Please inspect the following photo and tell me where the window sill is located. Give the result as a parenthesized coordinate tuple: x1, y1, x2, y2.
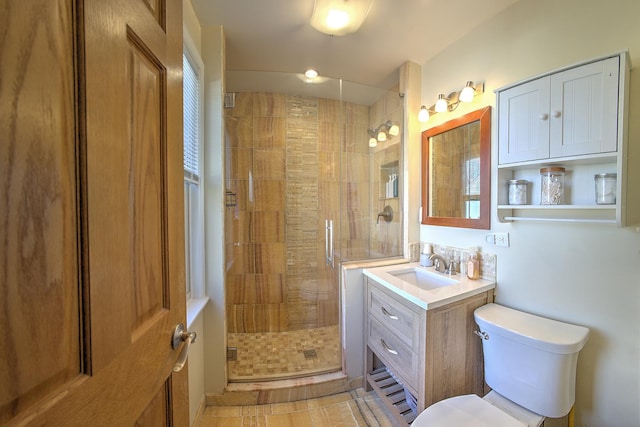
(187, 297, 209, 328)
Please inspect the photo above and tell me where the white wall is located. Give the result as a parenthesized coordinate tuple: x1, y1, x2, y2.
(418, 0, 640, 426)
(200, 23, 227, 397)
(183, 1, 207, 424)
(183, 0, 230, 420)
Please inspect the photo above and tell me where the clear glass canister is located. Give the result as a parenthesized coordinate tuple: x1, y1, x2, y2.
(508, 179, 528, 205)
(594, 173, 616, 205)
(540, 167, 565, 205)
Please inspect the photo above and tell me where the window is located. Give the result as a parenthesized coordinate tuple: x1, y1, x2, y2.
(183, 43, 204, 301)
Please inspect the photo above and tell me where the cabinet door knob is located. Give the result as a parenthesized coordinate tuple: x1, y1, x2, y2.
(539, 113, 549, 120)
(552, 110, 562, 118)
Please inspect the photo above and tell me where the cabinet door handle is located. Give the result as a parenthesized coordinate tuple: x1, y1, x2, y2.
(552, 110, 562, 118)
(380, 338, 398, 355)
(381, 306, 399, 320)
(539, 113, 549, 120)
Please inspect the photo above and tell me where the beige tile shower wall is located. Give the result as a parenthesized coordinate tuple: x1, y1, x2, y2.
(341, 102, 371, 261)
(225, 92, 288, 333)
(370, 85, 403, 258)
(225, 92, 352, 333)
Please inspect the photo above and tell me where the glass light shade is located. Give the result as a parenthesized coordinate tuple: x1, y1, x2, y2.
(369, 137, 377, 147)
(459, 82, 475, 102)
(305, 69, 319, 80)
(388, 124, 400, 136)
(310, 0, 372, 36)
(435, 94, 448, 113)
(326, 9, 349, 29)
(377, 130, 387, 142)
(418, 106, 430, 122)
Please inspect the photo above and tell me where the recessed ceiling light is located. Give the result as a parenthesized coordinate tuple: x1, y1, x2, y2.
(305, 69, 319, 80)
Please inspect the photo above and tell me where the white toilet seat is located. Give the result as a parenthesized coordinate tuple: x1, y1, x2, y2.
(411, 394, 527, 427)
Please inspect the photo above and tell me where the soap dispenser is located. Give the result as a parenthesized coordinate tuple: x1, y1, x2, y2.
(467, 247, 480, 280)
(420, 244, 434, 267)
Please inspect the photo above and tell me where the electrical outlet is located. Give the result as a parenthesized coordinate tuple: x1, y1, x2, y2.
(494, 232, 510, 247)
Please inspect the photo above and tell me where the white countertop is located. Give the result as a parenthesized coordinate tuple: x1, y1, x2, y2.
(363, 262, 496, 310)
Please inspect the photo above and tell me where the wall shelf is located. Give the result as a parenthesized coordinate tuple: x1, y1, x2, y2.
(495, 52, 631, 226)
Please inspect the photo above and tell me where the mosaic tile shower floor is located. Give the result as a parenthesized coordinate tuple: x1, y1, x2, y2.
(228, 326, 342, 381)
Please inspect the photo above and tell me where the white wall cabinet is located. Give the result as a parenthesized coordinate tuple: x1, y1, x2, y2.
(496, 52, 631, 225)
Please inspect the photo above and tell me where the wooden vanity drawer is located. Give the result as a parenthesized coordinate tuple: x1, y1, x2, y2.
(367, 279, 420, 350)
(368, 316, 418, 392)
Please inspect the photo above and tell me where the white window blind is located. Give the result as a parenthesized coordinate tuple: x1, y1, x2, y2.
(183, 52, 199, 180)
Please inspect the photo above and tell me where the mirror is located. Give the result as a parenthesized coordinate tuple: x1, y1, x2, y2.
(421, 106, 491, 229)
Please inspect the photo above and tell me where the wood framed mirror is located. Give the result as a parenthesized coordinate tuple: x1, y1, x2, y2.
(421, 106, 491, 229)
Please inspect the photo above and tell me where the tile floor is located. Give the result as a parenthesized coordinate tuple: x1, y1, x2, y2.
(228, 326, 342, 381)
(194, 388, 397, 427)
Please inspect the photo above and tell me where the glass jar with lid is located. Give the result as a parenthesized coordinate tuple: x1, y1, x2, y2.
(594, 173, 616, 205)
(540, 167, 565, 205)
(508, 179, 528, 205)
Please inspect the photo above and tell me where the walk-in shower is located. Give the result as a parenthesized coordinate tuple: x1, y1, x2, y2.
(223, 71, 403, 382)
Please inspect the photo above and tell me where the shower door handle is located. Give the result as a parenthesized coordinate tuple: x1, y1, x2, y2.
(325, 219, 334, 270)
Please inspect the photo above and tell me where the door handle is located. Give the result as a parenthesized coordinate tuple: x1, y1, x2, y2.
(172, 323, 197, 372)
(325, 219, 334, 269)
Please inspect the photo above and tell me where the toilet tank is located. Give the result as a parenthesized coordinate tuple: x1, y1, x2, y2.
(474, 303, 589, 418)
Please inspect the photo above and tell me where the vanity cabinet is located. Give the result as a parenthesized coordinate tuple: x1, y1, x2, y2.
(496, 52, 632, 225)
(364, 277, 493, 425)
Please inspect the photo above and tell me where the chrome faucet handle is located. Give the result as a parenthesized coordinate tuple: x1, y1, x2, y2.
(445, 260, 458, 276)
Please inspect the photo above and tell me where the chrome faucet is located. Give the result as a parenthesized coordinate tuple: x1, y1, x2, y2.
(428, 254, 457, 275)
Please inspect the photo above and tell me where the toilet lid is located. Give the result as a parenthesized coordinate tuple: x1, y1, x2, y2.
(412, 395, 527, 427)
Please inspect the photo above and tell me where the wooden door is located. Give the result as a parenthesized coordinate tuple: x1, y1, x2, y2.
(497, 76, 551, 164)
(549, 56, 620, 158)
(1, 0, 187, 425)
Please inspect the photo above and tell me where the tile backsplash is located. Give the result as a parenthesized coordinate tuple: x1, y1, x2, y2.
(414, 242, 497, 282)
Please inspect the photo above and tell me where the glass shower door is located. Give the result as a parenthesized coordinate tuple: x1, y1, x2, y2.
(222, 72, 403, 382)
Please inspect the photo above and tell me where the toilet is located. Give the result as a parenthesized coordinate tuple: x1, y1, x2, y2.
(412, 303, 589, 427)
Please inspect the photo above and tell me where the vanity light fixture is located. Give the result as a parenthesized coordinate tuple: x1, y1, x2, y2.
(418, 105, 430, 122)
(418, 81, 485, 122)
(368, 120, 400, 148)
(459, 81, 479, 103)
(310, 0, 373, 36)
(434, 94, 449, 113)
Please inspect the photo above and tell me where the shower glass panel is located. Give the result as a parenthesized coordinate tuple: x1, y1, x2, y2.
(223, 71, 403, 382)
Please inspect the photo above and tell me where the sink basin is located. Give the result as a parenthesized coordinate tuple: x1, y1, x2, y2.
(387, 267, 458, 290)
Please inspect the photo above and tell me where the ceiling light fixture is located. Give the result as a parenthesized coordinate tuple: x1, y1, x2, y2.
(305, 69, 319, 80)
(418, 81, 485, 123)
(310, 0, 373, 36)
